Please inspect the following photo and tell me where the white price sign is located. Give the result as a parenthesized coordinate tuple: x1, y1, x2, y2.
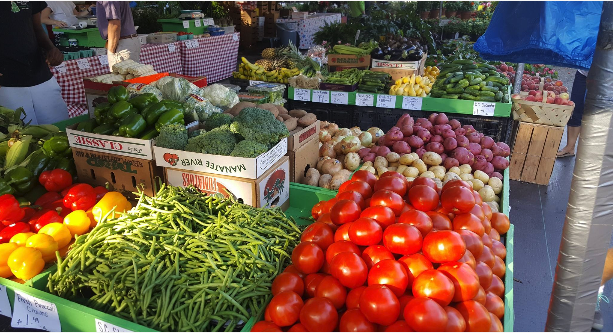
(376, 94, 396, 108)
(11, 291, 61, 332)
(182, 20, 190, 29)
(0, 286, 12, 318)
(167, 44, 176, 52)
(95, 319, 132, 332)
(249, 80, 265, 86)
(356, 93, 374, 107)
(98, 55, 108, 66)
(194, 19, 201, 27)
(473, 101, 496, 117)
(232, 33, 239, 41)
(294, 88, 311, 102)
(312, 90, 329, 103)
(54, 63, 67, 74)
(185, 40, 199, 49)
(402, 96, 423, 110)
(330, 91, 348, 105)
(76, 58, 91, 70)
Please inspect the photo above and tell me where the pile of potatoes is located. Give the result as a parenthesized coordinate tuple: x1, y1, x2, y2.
(224, 103, 317, 131)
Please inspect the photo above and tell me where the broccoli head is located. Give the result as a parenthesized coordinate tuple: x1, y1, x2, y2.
(184, 126, 236, 156)
(188, 129, 206, 138)
(230, 140, 268, 158)
(156, 123, 188, 150)
(229, 107, 289, 146)
(204, 112, 233, 131)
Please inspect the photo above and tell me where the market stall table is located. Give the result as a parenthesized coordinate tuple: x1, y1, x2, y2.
(277, 13, 341, 49)
(179, 32, 240, 82)
(140, 41, 183, 74)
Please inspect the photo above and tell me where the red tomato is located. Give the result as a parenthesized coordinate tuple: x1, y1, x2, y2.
(473, 190, 483, 205)
(339, 308, 377, 332)
(264, 306, 272, 321)
(412, 270, 455, 306)
(413, 177, 439, 190)
(397, 209, 433, 236)
(330, 252, 368, 289)
(337, 190, 366, 209)
(398, 202, 413, 215)
(352, 170, 378, 188)
(343, 181, 373, 199)
(489, 228, 501, 242)
(422, 230, 466, 263)
(287, 323, 308, 332)
(292, 242, 325, 274)
(444, 306, 467, 332)
(314, 276, 347, 309)
(338, 180, 352, 194)
(346, 286, 367, 309)
(362, 245, 395, 269)
(427, 211, 452, 231)
(482, 233, 493, 249)
(284, 265, 306, 279)
(398, 253, 433, 286)
(383, 224, 423, 255)
(360, 206, 396, 229)
(367, 259, 409, 296)
(407, 185, 439, 212)
(304, 273, 325, 298)
(458, 250, 477, 270)
(453, 213, 485, 237)
(459, 230, 484, 257)
(490, 213, 510, 235)
(301, 222, 334, 250)
(398, 295, 414, 320)
(326, 240, 361, 264)
(299, 297, 338, 332)
(272, 272, 305, 296)
(370, 190, 404, 215)
(374, 176, 407, 196)
(250, 321, 282, 332)
(441, 179, 471, 193)
(384, 320, 413, 332)
(475, 261, 493, 289)
(403, 297, 448, 332)
(489, 312, 504, 332)
(492, 256, 505, 278)
(474, 286, 487, 304)
(359, 285, 400, 326)
(380, 171, 405, 180)
(334, 223, 352, 242)
(330, 200, 361, 225)
(486, 275, 505, 298)
(455, 300, 492, 332)
(485, 292, 505, 319)
(438, 262, 480, 302)
(470, 204, 485, 221)
(491, 240, 506, 259)
(349, 218, 383, 246)
(317, 213, 337, 232)
(482, 203, 493, 220)
(482, 217, 492, 234)
(441, 186, 476, 214)
(476, 246, 495, 268)
(319, 260, 331, 274)
(268, 291, 304, 327)
(312, 201, 326, 220)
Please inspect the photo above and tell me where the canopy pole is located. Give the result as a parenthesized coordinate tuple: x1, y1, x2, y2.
(546, 2, 613, 331)
(513, 63, 525, 94)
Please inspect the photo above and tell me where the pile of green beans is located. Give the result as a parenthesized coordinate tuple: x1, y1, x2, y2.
(47, 185, 302, 332)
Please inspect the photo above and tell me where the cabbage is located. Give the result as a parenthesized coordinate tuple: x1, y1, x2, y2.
(200, 84, 239, 110)
(153, 77, 201, 102)
(183, 94, 222, 122)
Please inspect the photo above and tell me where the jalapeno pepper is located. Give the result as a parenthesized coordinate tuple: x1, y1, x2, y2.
(42, 135, 71, 157)
(109, 100, 135, 119)
(76, 118, 97, 133)
(119, 113, 147, 137)
(155, 108, 184, 132)
(92, 124, 116, 135)
(129, 93, 158, 112)
(143, 102, 169, 125)
(107, 85, 129, 104)
(4, 167, 35, 195)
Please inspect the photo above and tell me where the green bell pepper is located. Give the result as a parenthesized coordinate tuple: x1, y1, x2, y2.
(0, 179, 15, 196)
(161, 100, 185, 112)
(129, 93, 158, 112)
(107, 85, 129, 104)
(109, 100, 135, 119)
(92, 124, 116, 135)
(139, 128, 159, 140)
(119, 114, 147, 137)
(25, 150, 52, 178)
(53, 157, 76, 176)
(94, 103, 111, 124)
(4, 166, 35, 195)
(112, 130, 121, 136)
(42, 135, 71, 157)
(77, 118, 97, 132)
(143, 102, 169, 125)
(155, 108, 184, 132)
(114, 110, 137, 127)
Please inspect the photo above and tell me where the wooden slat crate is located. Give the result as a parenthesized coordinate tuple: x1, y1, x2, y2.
(511, 78, 574, 127)
(509, 122, 564, 185)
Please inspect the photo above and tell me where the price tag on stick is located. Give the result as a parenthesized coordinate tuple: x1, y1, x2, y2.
(11, 291, 61, 332)
(402, 96, 423, 110)
(330, 91, 348, 105)
(95, 319, 132, 332)
(376, 94, 396, 108)
(355, 93, 374, 107)
(312, 90, 329, 103)
(473, 101, 495, 117)
(293, 89, 311, 101)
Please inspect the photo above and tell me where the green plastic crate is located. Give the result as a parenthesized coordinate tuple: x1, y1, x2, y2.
(54, 28, 106, 47)
(53, 114, 88, 131)
(158, 18, 207, 35)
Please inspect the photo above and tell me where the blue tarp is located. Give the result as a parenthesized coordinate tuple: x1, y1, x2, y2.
(474, 1, 603, 70)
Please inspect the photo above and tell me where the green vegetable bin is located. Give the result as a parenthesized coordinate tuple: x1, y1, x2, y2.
(158, 18, 207, 35)
(54, 28, 106, 48)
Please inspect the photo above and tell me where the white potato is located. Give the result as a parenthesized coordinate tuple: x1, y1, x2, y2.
(386, 152, 400, 163)
(422, 152, 442, 166)
(403, 167, 420, 178)
(469, 179, 485, 191)
(421, 171, 436, 179)
(449, 166, 462, 175)
(374, 156, 389, 170)
(479, 185, 496, 202)
(443, 172, 461, 184)
(460, 173, 474, 181)
(413, 159, 427, 174)
(488, 177, 503, 194)
(429, 166, 446, 180)
(344, 152, 360, 171)
(399, 153, 416, 166)
(473, 170, 490, 184)
(459, 164, 472, 175)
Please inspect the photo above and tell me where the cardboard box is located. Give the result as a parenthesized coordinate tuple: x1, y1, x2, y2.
(165, 156, 290, 209)
(509, 122, 563, 185)
(370, 53, 427, 80)
(66, 124, 156, 160)
(72, 148, 162, 199)
(292, 12, 308, 19)
(288, 136, 319, 183)
(328, 54, 371, 71)
(146, 32, 177, 44)
(153, 138, 287, 179)
(288, 120, 320, 151)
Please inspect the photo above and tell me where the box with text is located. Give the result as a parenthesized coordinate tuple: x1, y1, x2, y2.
(66, 124, 155, 160)
(288, 120, 320, 151)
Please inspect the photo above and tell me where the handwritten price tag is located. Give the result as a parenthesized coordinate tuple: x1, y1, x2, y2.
(312, 90, 330, 103)
(376, 94, 396, 108)
(330, 91, 348, 105)
(473, 101, 496, 117)
(232, 33, 239, 41)
(182, 20, 190, 29)
(11, 291, 61, 332)
(167, 44, 176, 52)
(249, 80, 265, 86)
(402, 96, 423, 110)
(76, 58, 91, 70)
(185, 40, 199, 49)
(54, 63, 67, 74)
(98, 55, 108, 66)
(194, 19, 201, 27)
(356, 93, 374, 107)
(0, 286, 11, 318)
(95, 319, 132, 332)
(294, 89, 311, 102)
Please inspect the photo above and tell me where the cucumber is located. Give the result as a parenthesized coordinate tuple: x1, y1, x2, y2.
(461, 93, 478, 100)
(479, 91, 496, 97)
(469, 78, 483, 85)
(495, 91, 503, 101)
(450, 74, 464, 83)
(465, 88, 481, 96)
(446, 87, 465, 94)
(431, 89, 445, 98)
(481, 86, 500, 92)
(477, 96, 496, 102)
(452, 59, 476, 65)
(463, 64, 478, 70)
(456, 79, 470, 89)
(441, 94, 460, 99)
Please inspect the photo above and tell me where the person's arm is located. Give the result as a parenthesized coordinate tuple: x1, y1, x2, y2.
(106, 19, 121, 53)
(41, 7, 67, 28)
(32, 12, 63, 66)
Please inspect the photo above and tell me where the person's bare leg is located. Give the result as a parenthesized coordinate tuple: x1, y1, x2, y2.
(557, 126, 581, 156)
(601, 248, 613, 286)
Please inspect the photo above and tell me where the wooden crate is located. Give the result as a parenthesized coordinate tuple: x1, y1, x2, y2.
(509, 122, 564, 185)
(511, 79, 574, 127)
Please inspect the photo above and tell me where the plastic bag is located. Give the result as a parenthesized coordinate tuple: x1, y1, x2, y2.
(125, 83, 163, 101)
(199, 84, 239, 110)
(183, 94, 222, 122)
(153, 77, 201, 101)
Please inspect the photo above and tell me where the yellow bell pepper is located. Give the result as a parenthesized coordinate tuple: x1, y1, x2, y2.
(26, 234, 58, 263)
(38, 223, 72, 249)
(91, 192, 131, 223)
(63, 210, 91, 236)
(10, 232, 34, 247)
(0, 243, 18, 278)
(8, 247, 45, 280)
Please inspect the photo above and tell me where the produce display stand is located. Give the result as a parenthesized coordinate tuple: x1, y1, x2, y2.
(53, 28, 106, 48)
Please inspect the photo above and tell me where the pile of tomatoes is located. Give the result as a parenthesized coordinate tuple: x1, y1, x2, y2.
(251, 170, 510, 332)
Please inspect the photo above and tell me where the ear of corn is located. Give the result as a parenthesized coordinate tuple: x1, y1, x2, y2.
(4, 135, 32, 170)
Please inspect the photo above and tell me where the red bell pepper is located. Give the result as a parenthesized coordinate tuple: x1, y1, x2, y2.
(20, 207, 38, 223)
(29, 210, 62, 233)
(0, 222, 31, 243)
(39, 169, 73, 192)
(60, 183, 77, 197)
(35, 191, 62, 207)
(93, 186, 109, 201)
(63, 183, 97, 211)
(0, 194, 25, 225)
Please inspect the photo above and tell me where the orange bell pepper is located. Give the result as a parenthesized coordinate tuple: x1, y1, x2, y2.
(9, 232, 34, 247)
(38, 222, 71, 248)
(85, 209, 97, 228)
(91, 192, 131, 223)
(25, 234, 58, 263)
(63, 210, 91, 236)
(0, 243, 18, 278)
(8, 247, 45, 280)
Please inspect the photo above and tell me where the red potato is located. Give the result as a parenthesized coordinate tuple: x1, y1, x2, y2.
(454, 127, 466, 136)
(456, 135, 469, 148)
(491, 156, 509, 170)
(431, 135, 443, 143)
(428, 113, 439, 123)
(467, 132, 481, 144)
(480, 136, 495, 149)
(416, 129, 432, 143)
(426, 142, 445, 155)
(473, 155, 488, 171)
(484, 162, 495, 176)
(453, 147, 472, 165)
(444, 157, 460, 169)
(408, 135, 424, 149)
(444, 137, 458, 151)
(449, 119, 461, 130)
(396, 114, 414, 128)
(415, 148, 426, 159)
(496, 142, 510, 157)
(463, 125, 476, 134)
(442, 128, 456, 139)
(481, 148, 493, 162)
(393, 141, 411, 154)
(468, 143, 482, 155)
(400, 124, 414, 137)
(376, 146, 392, 157)
(387, 128, 404, 141)
(435, 113, 449, 125)
(363, 153, 376, 162)
(358, 148, 372, 158)
(491, 172, 503, 180)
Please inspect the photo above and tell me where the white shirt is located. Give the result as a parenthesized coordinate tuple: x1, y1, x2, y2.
(47, 1, 80, 27)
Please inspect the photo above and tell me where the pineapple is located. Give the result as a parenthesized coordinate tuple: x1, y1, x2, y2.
(284, 58, 297, 69)
(271, 58, 286, 70)
(255, 59, 272, 71)
(261, 48, 276, 59)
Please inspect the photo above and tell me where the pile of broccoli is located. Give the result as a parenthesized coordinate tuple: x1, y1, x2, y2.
(230, 140, 268, 158)
(185, 125, 237, 155)
(156, 123, 188, 150)
(230, 107, 289, 146)
(204, 113, 233, 131)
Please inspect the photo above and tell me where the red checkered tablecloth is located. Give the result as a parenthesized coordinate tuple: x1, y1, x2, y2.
(140, 42, 182, 74)
(180, 33, 240, 83)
